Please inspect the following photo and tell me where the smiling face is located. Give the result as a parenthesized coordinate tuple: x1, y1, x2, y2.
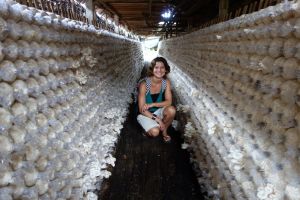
(148, 57, 170, 78)
(153, 61, 166, 79)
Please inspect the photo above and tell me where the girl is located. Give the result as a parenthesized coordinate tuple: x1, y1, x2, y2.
(137, 57, 176, 142)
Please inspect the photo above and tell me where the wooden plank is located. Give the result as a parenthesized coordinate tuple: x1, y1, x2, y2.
(75, 11, 79, 21)
(221, 14, 225, 22)
(47, 1, 54, 13)
(67, 6, 72, 19)
(56, 3, 60, 16)
(70, 8, 75, 20)
(43, 1, 49, 11)
(35, 0, 42, 9)
(258, 0, 265, 10)
(224, 14, 227, 21)
(31, 0, 37, 8)
(62, 4, 67, 18)
(242, 5, 248, 14)
(252, 1, 258, 12)
(248, 3, 254, 13)
(228, 12, 232, 19)
(221, 14, 224, 21)
(27, 0, 34, 7)
(63, 4, 67, 18)
(263, 0, 270, 8)
(237, 8, 241, 17)
(235, 8, 242, 17)
(67, 0, 73, 19)
(40, 0, 47, 11)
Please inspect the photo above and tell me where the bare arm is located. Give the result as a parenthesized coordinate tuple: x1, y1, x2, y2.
(138, 82, 154, 118)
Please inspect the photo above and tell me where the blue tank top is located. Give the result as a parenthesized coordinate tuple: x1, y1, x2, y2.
(145, 78, 166, 113)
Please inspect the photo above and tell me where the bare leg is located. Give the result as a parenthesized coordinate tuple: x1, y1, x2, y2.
(147, 127, 160, 137)
(161, 106, 176, 140)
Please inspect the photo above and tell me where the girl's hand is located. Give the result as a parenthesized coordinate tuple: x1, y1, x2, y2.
(142, 103, 154, 112)
(142, 104, 149, 112)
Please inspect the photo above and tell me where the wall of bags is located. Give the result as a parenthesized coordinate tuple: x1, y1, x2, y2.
(0, 1, 143, 199)
(159, 2, 300, 200)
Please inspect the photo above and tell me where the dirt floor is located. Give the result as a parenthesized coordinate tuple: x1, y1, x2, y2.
(99, 104, 205, 200)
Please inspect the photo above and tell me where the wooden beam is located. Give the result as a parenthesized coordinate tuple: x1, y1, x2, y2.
(100, 0, 164, 3)
(96, 1, 118, 17)
(109, 2, 167, 6)
(95, 1, 133, 29)
(122, 15, 161, 20)
(133, 25, 185, 30)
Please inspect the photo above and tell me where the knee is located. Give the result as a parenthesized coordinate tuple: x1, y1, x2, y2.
(148, 127, 160, 137)
(165, 106, 176, 117)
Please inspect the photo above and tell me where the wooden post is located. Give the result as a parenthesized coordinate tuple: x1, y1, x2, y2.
(219, 0, 229, 18)
(28, 0, 33, 7)
(263, 0, 270, 8)
(40, 0, 46, 10)
(258, 0, 265, 10)
(222, 13, 227, 21)
(242, 5, 248, 14)
(72, 7, 76, 20)
(31, 0, 37, 8)
(69, 6, 74, 20)
(66, 1, 72, 19)
(47, 2, 52, 12)
(83, 0, 94, 24)
(64, 3, 68, 18)
(228, 12, 232, 19)
(105, 14, 108, 30)
(248, 3, 254, 13)
(59, 3, 64, 17)
(252, 1, 258, 12)
(235, 8, 241, 17)
(36, 0, 42, 9)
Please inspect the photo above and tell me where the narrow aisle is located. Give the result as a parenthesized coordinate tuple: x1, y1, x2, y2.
(99, 104, 204, 200)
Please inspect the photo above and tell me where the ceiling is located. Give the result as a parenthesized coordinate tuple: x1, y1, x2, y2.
(93, 0, 257, 37)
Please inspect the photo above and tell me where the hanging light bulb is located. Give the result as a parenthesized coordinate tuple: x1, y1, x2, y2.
(161, 9, 171, 19)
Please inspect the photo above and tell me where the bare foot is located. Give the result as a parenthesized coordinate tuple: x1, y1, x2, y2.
(162, 131, 171, 143)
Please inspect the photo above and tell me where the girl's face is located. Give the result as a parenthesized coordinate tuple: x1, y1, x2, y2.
(153, 61, 166, 78)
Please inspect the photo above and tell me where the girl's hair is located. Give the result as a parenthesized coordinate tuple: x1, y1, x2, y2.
(147, 57, 170, 78)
